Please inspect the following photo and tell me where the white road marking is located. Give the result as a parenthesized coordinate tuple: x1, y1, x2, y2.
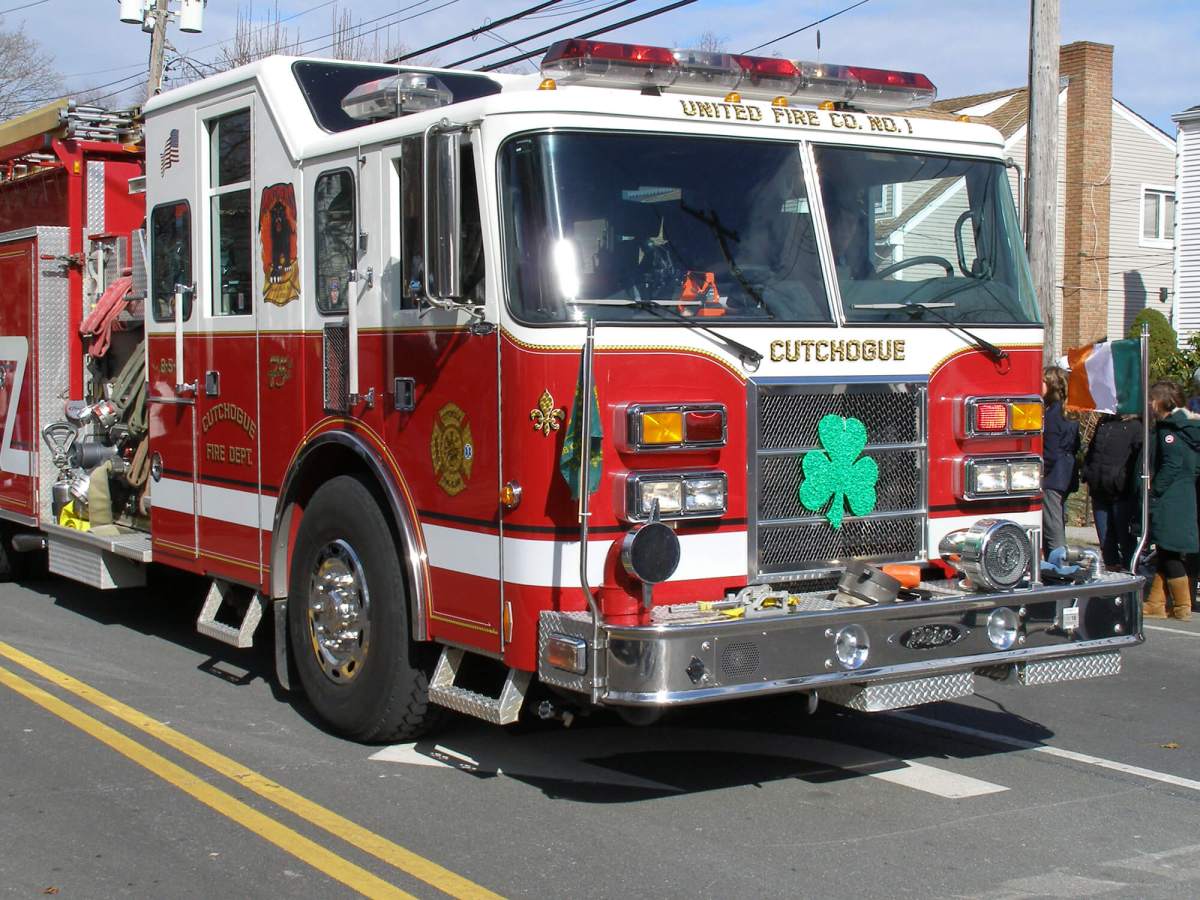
(1144, 624, 1200, 638)
(371, 726, 1008, 799)
(896, 712, 1200, 794)
(869, 760, 1008, 798)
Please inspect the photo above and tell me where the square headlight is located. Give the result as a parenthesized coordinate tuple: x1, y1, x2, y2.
(1008, 460, 1041, 492)
(684, 475, 727, 512)
(970, 461, 1010, 494)
(637, 479, 683, 516)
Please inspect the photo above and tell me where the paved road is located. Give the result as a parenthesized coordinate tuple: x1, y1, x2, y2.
(1, 569, 1197, 899)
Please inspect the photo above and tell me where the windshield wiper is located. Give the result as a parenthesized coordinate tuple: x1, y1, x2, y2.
(856, 296, 1008, 363)
(678, 200, 769, 313)
(631, 299, 763, 369)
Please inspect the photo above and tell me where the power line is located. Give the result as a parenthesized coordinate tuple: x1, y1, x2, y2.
(392, 0, 565, 63)
(0, 0, 50, 15)
(448, 0, 639, 68)
(742, 0, 873, 54)
(481, 0, 700, 71)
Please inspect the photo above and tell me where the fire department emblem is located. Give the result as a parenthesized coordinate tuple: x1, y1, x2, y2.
(530, 389, 566, 437)
(431, 403, 474, 496)
(259, 183, 301, 306)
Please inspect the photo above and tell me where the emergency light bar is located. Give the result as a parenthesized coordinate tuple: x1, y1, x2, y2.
(540, 39, 936, 110)
(341, 73, 454, 122)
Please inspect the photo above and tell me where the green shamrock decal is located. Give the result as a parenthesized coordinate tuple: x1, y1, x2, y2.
(798, 414, 879, 530)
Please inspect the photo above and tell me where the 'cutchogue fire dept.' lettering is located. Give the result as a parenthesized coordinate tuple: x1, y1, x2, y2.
(769, 339, 906, 363)
(200, 402, 257, 439)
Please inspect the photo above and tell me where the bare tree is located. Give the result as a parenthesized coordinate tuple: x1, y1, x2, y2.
(690, 30, 727, 53)
(212, 2, 301, 71)
(0, 17, 62, 120)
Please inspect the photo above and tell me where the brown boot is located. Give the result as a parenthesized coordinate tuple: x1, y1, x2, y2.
(1168, 576, 1193, 621)
(1143, 572, 1168, 619)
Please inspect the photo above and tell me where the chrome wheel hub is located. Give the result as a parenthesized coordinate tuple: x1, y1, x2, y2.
(306, 539, 370, 682)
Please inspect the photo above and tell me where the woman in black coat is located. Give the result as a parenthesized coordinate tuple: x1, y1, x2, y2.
(1042, 367, 1079, 554)
(1082, 414, 1142, 570)
(1144, 380, 1200, 620)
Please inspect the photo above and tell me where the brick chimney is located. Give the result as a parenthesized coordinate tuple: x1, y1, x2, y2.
(1058, 41, 1113, 350)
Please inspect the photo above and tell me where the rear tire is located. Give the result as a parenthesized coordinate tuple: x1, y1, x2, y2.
(287, 475, 438, 742)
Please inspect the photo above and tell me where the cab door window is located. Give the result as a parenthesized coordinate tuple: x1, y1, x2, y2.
(208, 109, 252, 316)
(150, 201, 192, 322)
(314, 169, 356, 314)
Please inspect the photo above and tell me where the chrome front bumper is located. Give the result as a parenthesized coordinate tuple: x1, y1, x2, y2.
(538, 572, 1142, 708)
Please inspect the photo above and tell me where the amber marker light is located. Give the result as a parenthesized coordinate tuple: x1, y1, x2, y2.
(538, 78, 557, 90)
(641, 410, 684, 445)
(1010, 402, 1043, 432)
(500, 481, 522, 510)
(771, 95, 789, 107)
(724, 91, 742, 103)
(819, 100, 835, 110)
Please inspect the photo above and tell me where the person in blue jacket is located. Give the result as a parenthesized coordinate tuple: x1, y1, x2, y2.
(1042, 366, 1080, 554)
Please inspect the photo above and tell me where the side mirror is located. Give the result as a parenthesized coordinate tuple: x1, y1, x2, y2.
(424, 123, 464, 305)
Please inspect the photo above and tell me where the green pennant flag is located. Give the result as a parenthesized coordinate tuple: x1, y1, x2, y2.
(559, 356, 603, 500)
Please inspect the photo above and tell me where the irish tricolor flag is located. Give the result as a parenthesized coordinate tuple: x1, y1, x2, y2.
(1065, 338, 1142, 415)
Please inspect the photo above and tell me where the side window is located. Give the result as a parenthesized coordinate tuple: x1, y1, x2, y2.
(208, 109, 252, 316)
(151, 202, 192, 322)
(399, 135, 423, 309)
(460, 142, 484, 302)
(314, 169, 356, 314)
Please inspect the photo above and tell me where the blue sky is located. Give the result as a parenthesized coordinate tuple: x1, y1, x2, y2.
(24, 0, 1199, 133)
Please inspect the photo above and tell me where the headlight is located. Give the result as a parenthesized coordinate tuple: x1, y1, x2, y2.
(625, 472, 727, 521)
(964, 456, 1041, 499)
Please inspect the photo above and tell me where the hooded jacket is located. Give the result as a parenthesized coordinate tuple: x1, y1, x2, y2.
(1042, 401, 1080, 494)
(1082, 416, 1142, 499)
(1149, 407, 1200, 553)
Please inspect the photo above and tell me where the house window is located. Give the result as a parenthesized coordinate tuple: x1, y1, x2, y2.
(208, 109, 253, 315)
(314, 169, 356, 314)
(1142, 188, 1175, 245)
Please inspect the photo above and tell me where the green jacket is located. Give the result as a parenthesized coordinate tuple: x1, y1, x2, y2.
(1150, 408, 1200, 553)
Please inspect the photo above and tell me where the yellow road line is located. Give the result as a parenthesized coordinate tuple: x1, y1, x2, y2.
(0, 640, 502, 900)
(0, 663, 412, 900)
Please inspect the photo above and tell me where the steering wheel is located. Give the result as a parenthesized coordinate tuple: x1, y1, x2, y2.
(874, 255, 954, 280)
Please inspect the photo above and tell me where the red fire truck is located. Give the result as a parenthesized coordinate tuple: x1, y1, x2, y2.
(0, 40, 1142, 741)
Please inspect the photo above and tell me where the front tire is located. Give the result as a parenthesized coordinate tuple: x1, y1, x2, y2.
(287, 475, 438, 742)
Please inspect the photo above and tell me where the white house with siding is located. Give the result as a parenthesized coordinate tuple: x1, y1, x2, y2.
(903, 42, 1174, 353)
(1173, 105, 1200, 342)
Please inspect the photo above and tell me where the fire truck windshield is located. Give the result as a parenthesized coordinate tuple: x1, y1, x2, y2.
(814, 145, 1041, 326)
(500, 131, 834, 324)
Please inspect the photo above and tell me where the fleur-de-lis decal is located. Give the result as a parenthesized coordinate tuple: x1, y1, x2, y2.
(798, 415, 879, 530)
(530, 389, 566, 437)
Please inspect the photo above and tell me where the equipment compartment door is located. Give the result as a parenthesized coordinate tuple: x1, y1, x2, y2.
(0, 236, 36, 521)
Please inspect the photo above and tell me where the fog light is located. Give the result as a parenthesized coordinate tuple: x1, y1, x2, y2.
(987, 607, 1019, 650)
(834, 625, 870, 670)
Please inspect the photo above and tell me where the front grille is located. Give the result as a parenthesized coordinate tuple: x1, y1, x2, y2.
(750, 379, 927, 579)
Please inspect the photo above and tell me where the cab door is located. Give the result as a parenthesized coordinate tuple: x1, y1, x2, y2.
(0, 234, 37, 521)
(193, 99, 263, 582)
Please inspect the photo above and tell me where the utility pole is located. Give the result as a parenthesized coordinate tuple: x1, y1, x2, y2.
(1025, 0, 1060, 362)
(147, 0, 171, 102)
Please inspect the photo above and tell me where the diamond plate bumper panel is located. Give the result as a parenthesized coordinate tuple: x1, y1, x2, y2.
(1016, 651, 1122, 686)
(821, 671, 974, 712)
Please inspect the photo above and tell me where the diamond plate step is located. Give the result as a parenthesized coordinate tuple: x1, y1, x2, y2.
(821, 671, 975, 712)
(428, 646, 530, 725)
(1017, 651, 1121, 685)
(196, 580, 263, 649)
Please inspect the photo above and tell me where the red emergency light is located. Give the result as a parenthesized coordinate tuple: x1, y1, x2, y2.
(540, 39, 937, 109)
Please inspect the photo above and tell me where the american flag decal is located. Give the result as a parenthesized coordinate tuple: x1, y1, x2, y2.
(160, 128, 180, 175)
